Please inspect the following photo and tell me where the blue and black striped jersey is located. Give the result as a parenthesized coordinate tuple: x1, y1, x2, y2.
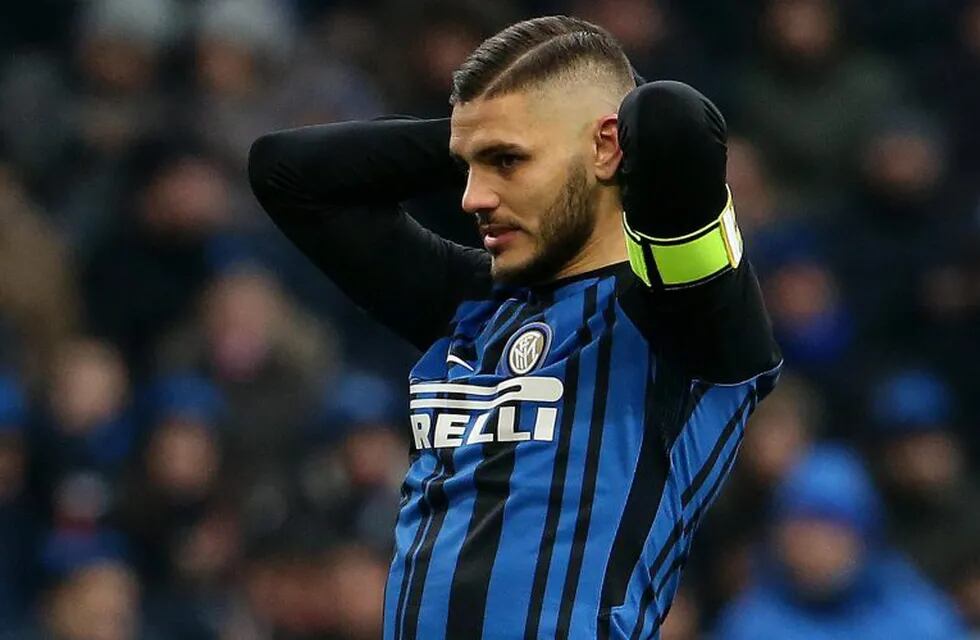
(249, 80, 782, 640)
(385, 262, 779, 639)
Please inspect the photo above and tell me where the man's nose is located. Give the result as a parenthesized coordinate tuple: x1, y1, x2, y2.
(461, 171, 500, 215)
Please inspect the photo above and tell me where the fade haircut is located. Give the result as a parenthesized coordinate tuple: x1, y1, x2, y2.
(449, 15, 636, 105)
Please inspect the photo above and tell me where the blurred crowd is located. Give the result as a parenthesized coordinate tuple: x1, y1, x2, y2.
(0, 0, 977, 638)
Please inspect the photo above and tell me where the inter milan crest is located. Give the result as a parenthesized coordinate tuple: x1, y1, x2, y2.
(504, 322, 553, 375)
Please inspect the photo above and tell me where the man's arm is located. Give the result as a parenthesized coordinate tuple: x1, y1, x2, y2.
(615, 81, 781, 383)
(248, 117, 491, 351)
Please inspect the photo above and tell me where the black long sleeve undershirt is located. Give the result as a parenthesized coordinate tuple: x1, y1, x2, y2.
(248, 82, 780, 382)
(248, 117, 491, 351)
(615, 81, 781, 382)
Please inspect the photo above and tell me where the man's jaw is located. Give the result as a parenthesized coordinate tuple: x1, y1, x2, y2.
(488, 237, 535, 284)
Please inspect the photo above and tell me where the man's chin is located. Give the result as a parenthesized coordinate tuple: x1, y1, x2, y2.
(490, 251, 556, 287)
(489, 255, 523, 285)
(490, 252, 533, 286)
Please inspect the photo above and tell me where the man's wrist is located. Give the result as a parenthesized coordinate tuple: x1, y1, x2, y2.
(623, 185, 743, 289)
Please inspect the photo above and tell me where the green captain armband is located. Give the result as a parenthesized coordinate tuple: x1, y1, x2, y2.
(623, 185, 743, 289)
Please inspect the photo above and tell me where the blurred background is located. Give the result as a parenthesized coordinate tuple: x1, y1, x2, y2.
(0, 0, 977, 638)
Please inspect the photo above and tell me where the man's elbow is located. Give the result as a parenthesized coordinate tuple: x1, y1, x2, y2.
(247, 132, 285, 204)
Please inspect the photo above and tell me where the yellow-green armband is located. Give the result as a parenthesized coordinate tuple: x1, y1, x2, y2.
(623, 185, 743, 289)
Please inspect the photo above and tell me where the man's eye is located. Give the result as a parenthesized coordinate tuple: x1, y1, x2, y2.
(495, 154, 521, 170)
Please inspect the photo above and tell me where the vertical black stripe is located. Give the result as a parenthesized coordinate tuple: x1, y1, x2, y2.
(628, 389, 756, 639)
(663, 378, 709, 450)
(400, 381, 463, 639)
(605, 376, 708, 640)
(680, 391, 753, 507)
(523, 283, 598, 640)
(393, 458, 445, 640)
(444, 296, 549, 638)
(641, 242, 665, 289)
(476, 299, 524, 374)
(654, 553, 687, 602)
(443, 442, 518, 637)
(596, 358, 668, 640)
(627, 517, 683, 640)
(681, 428, 746, 542)
(400, 447, 455, 640)
(631, 428, 748, 640)
(556, 292, 618, 638)
(487, 298, 523, 338)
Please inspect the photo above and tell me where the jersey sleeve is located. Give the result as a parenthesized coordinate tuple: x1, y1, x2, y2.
(248, 117, 492, 351)
(614, 81, 781, 384)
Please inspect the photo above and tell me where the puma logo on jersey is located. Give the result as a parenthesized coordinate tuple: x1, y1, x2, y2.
(408, 376, 563, 449)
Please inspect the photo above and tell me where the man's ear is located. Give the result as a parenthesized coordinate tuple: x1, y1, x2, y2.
(593, 114, 622, 182)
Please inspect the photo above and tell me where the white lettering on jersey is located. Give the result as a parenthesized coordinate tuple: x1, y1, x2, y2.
(532, 407, 558, 441)
(497, 406, 531, 442)
(410, 414, 431, 450)
(409, 376, 564, 450)
(433, 413, 469, 448)
(465, 412, 494, 445)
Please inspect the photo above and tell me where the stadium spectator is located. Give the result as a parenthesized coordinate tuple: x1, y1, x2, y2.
(155, 262, 337, 499)
(28, 338, 134, 547)
(939, 0, 980, 195)
(72, 0, 180, 153)
(724, 136, 784, 237)
(116, 374, 226, 581)
(0, 374, 39, 633)
(35, 338, 134, 481)
(0, 166, 80, 389)
(694, 374, 821, 616)
(915, 228, 980, 424)
(0, 1, 976, 635)
(830, 112, 974, 352)
(189, 0, 297, 167)
(571, 0, 716, 97)
(659, 584, 701, 640)
(388, 2, 493, 116)
(301, 372, 407, 552)
(735, 0, 903, 211)
(761, 254, 855, 385)
(714, 445, 965, 640)
(34, 530, 154, 640)
(328, 543, 389, 640)
(82, 139, 236, 374)
(864, 370, 980, 603)
(949, 557, 980, 635)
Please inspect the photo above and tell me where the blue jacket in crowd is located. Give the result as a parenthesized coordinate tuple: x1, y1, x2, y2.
(714, 445, 966, 640)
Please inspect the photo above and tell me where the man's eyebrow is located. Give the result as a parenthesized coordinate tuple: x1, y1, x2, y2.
(451, 142, 528, 164)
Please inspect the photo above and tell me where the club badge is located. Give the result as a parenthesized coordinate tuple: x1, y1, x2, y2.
(504, 322, 553, 375)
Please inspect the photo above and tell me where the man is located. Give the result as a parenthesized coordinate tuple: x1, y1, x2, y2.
(249, 15, 781, 640)
(864, 368, 980, 627)
(714, 445, 965, 640)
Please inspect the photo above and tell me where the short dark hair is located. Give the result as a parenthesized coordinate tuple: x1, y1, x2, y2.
(450, 15, 635, 105)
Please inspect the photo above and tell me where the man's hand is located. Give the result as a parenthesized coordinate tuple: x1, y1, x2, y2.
(616, 80, 729, 239)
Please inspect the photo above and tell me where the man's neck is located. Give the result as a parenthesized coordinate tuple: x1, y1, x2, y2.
(551, 196, 627, 281)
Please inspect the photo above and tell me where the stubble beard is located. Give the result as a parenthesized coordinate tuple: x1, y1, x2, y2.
(490, 162, 597, 287)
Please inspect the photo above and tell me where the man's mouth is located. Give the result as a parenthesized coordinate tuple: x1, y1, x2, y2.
(480, 223, 521, 251)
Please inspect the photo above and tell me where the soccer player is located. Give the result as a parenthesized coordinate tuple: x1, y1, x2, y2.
(249, 15, 781, 640)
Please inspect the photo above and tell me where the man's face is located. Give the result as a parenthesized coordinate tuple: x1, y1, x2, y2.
(881, 431, 962, 498)
(450, 91, 599, 285)
(775, 518, 863, 599)
(49, 563, 140, 640)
